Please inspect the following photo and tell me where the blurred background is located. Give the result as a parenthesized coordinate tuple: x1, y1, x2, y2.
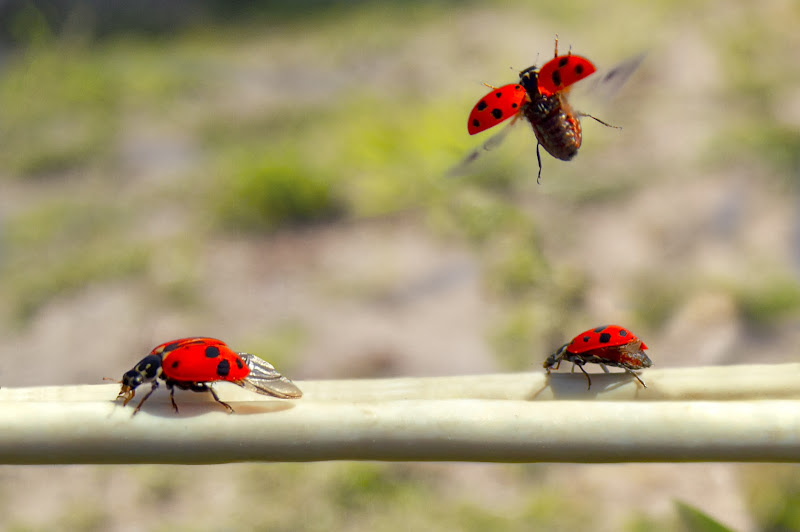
(1, 0, 800, 530)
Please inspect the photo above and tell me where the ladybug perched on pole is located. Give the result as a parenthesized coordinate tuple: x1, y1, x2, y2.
(544, 325, 652, 389)
(116, 337, 302, 415)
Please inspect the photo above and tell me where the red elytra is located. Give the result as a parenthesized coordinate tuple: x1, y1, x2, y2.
(566, 324, 649, 354)
(158, 337, 249, 383)
(116, 337, 302, 415)
(467, 83, 527, 135)
(536, 54, 596, 97)
(543, 325, 652, 389)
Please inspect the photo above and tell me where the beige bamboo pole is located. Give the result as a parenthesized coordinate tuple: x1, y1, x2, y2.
(1, 364, 799, 464)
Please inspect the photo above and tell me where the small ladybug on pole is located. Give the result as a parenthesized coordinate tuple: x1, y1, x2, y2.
(115, 337, 302, 415)
(544, 325, 652, 389)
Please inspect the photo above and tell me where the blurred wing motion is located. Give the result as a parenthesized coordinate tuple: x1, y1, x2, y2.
(581, 52, 646, 101)
(446, 116, 521, 178)
(236, 353, 303, 399)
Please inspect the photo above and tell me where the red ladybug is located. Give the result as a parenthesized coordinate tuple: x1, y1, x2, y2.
(116, 337, 302, 415)
(543, 325, 652, 389)
(466, 36, 625, 182)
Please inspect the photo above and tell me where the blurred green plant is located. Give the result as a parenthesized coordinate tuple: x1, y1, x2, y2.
(675, 501, 736, 532)
(733, 277, 800, 326)
(743, 465, 800, 532)
(240, 321, 307, 369)
(2, 199, 151, 323)
(0, 47, 119, 177)
(8, 243, 150, 323)
(213, 152, 345, 233)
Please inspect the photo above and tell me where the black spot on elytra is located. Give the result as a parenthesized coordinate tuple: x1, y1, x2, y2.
(558, 57, 569, 67)
(205, 346, 220, 358)
(494, 92, 503, 98)
(235, 358, 244, 369)
(216, 359, 231, 377)
(619, 329, 628, 337)
(472, 119, 480, 128)
(514, 85, 521, 90)
(598, 333, 612, 343)
(593, 325, 607, 333)
(574, 64, 584, 75)
(491, 109, 503, 119)
(551, 70, 562, 87)
(511, 103, 518, 109)
(164, 342, 180, 352)
(171, 360, 180, 369)
(477, 100, 488, 111)
(583, 336, 591, 343)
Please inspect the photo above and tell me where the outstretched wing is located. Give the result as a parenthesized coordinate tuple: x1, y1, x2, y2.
(236, 353, 303, 399)
(446, 115, 522, 178)
(581, 52, 646, 101)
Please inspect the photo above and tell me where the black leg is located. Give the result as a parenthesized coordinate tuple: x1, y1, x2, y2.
(580, 113, 621, 130)
(207, 386, 235, 414)
(627, 369, 648, 389)
(536, 142, 543, 184)
(575, 364, 592, 390)
(133, 382, 159, 416)
(168, 384, 180, 413)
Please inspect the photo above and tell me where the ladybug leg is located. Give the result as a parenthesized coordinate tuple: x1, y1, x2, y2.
(167, 382, 180, 413)
(193, 383, 235, 414)
(626, 369, 648, 389)
(574, 363, 592, 390)
(579, 113, 621, 130)
(536, 141, 543, 184)
(132, 381, 159, 416)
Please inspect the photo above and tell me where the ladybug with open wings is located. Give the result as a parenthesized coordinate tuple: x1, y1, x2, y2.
(466, 36, 636, 182)
(116, 337, 303, 415)
(543, 325, 652, 389)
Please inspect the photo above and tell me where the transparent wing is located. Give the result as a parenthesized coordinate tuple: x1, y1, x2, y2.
(446, 115, 522, 178)
(579, 52, 646, 101)
(236, 353, 303, 399)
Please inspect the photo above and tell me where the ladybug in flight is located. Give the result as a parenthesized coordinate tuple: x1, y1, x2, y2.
(116, 337, 303, 415)
(466, 36, 625, 182)
(543, 325, 652, 389)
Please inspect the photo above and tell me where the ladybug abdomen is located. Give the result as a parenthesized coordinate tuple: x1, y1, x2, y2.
(523, 93, 582, 161)
(577, 343, 652, 370)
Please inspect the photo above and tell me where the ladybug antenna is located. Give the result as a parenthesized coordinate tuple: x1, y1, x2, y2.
(103, 376, 122, 384)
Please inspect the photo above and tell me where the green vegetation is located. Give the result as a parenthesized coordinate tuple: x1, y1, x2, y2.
(214, 152, 345, 232)
(734, 277, 800, 326)
(743, 465, 800, 531)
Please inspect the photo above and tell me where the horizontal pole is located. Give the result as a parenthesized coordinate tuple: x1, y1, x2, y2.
(4, 364, 800, 403)
(0, 364, 798, 464)
(0, 399, 798, 464)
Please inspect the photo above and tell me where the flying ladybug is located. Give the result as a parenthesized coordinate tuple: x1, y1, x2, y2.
(463, 36, 642, 182)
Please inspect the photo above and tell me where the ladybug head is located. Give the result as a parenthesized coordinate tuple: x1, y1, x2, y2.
(543, 343, 569, 370)
(116, 354, 163, 405)
(518, 66, 540, 95)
